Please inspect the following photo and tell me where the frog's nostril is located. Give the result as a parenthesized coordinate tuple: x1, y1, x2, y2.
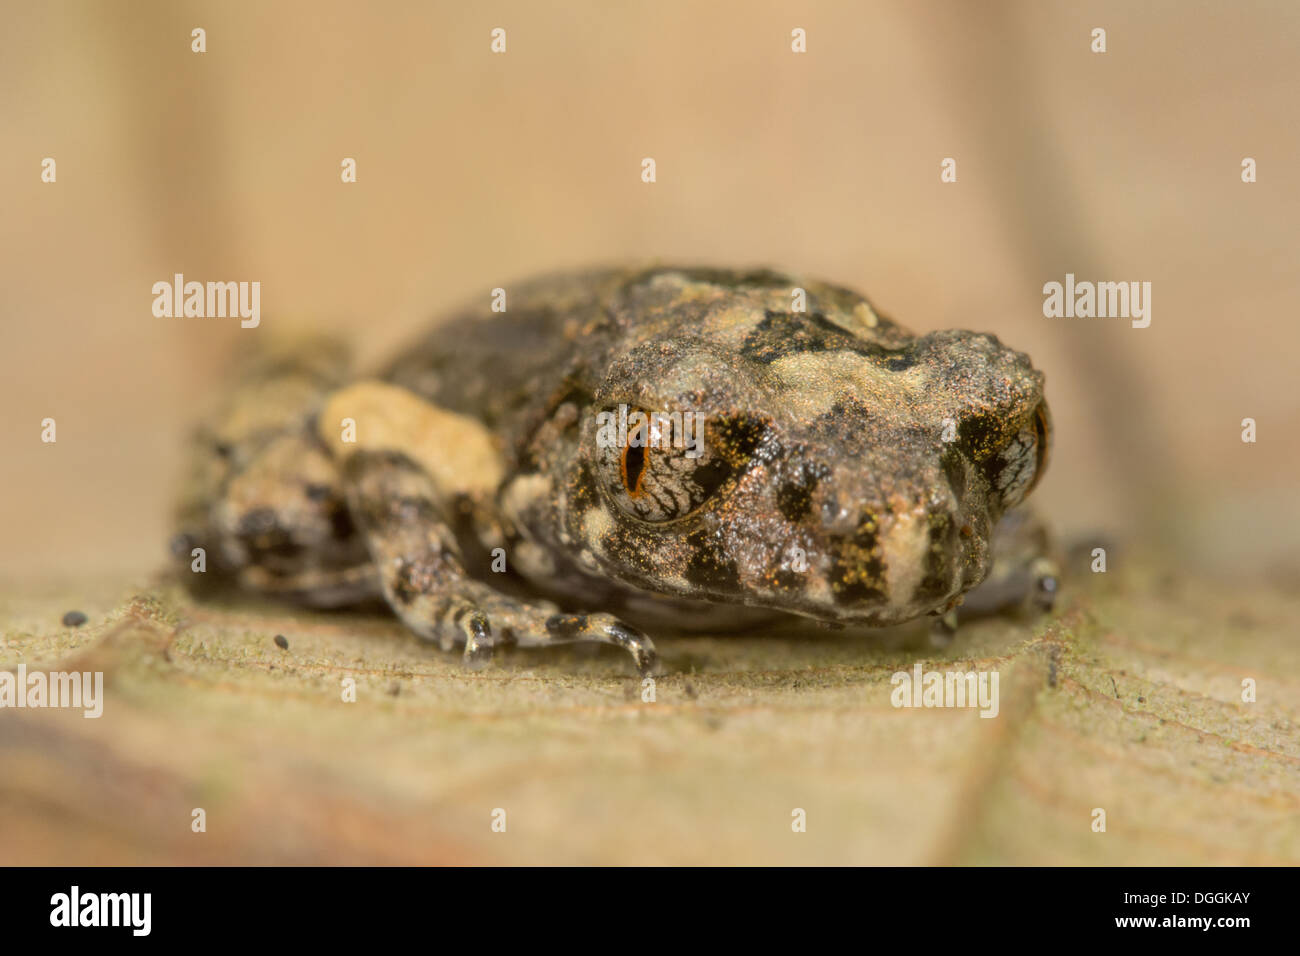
(305, 483, 334, 503)
(169, 532, 197, 559)
(238, 508, 279, 537)
(234, 508, 304, 561)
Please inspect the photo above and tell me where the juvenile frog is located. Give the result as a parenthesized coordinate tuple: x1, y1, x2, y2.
(172, 266, 1056, 675)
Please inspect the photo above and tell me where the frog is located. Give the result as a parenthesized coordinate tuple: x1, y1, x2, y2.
(171, 265, 1057, 676)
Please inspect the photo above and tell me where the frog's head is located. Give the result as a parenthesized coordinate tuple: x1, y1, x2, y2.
(170, 338, 368, 598)
(566, 305, 1050, 626)
(173, 428, 358, 580)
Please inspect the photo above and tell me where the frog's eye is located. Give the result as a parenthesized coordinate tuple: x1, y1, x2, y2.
(992, 401, 1051, 508)
(1026, 401, 1051, 496)
(597, 407, 725, 523)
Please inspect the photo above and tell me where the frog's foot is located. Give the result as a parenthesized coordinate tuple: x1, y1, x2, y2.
(536, 612, 658, 675)
(433, 595, 657, 675)
(959, 506, 1061, 621)
(929, 610, 959, 649)
(341, 449, 656, 676)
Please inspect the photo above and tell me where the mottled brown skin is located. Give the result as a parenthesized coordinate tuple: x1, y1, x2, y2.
(172, 266, 1056, 673)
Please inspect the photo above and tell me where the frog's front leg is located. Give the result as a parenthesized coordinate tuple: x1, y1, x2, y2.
(969, 506, 1060, 615)
(930, 506, 1060, 646)
(320, 384, 657, 675)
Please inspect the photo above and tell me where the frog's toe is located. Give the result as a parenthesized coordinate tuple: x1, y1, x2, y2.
(543, 613, 659, 677)
(928, 610, 958, 649)
(458, 608, 495, 670)
(594, 616, 658, 677)
(1030, 557, 1060, 612)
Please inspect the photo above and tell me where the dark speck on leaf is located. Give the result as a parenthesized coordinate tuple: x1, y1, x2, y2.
(274, 634, 289, 650)
(62, 610, 87, 627)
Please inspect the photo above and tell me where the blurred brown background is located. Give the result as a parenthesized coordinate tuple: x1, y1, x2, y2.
(2, 0, 1298, 869)
(3, 0, 1297, 580)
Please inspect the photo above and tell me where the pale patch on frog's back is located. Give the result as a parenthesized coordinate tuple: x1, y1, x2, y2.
(851, 300, 880, 330)
(645, 278, 894, 349)
(766, 350, 934, 419)
(319, 381, 504, 499)
(617, 268, 904, 344)
(702, 305, 776, 344)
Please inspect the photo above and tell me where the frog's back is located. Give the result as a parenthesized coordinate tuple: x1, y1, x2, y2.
(379, 265, 911, 458)
(379, 267, 634, 441)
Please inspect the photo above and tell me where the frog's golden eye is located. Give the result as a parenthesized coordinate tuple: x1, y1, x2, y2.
(598, 407, 723, 523)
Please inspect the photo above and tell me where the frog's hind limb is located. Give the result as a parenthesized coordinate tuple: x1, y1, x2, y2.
(321, 383, 657, 676)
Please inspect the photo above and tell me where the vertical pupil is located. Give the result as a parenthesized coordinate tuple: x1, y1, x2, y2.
(622, 439, 648, 497)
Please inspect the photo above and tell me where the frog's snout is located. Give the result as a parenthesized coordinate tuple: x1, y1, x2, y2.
(813, 479, 981, 622)
(237, 507, 280, 539)
(221, 504, 308, 563)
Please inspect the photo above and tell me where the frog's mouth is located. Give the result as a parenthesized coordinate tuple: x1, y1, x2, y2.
(597, 486, 995, 630)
